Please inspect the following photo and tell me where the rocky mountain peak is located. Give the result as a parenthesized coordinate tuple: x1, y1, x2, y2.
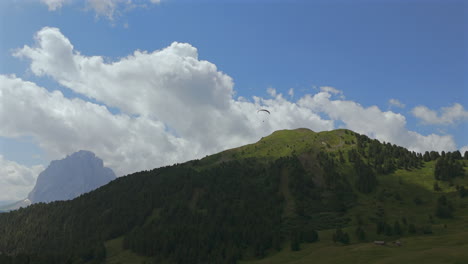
(27, 150, 116, 203)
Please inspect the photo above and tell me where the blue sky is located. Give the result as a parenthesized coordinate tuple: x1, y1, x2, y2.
(0, 0, 466, 201)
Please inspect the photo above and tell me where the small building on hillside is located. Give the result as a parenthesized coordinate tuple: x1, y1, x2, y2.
(373, 240, 385, 246)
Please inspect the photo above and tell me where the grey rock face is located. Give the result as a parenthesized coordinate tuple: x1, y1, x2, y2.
(28, 150, 116, 203)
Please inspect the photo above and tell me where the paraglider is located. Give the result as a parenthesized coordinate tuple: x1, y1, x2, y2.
(257, 109, 270, 122)
(257, 109, 270, 114)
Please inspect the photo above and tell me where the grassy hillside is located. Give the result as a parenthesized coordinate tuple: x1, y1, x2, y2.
(243, 159, 468, 264)
(0, 128, 467, 264)
(198, 128, 354, 166)
(241, 225, 468, 264)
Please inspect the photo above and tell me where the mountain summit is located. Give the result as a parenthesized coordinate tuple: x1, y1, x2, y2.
(27, 150, 116, 203)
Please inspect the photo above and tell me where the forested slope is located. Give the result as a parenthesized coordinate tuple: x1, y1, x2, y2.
(0, 128, 466, 264)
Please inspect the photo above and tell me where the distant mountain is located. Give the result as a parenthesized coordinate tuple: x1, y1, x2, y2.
(27, 150, 116, 203)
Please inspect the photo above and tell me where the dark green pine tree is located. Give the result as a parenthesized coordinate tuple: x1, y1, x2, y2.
(384, 223, 393, 236)
(459, 186, 468, 198)
(452, 151, 462, 160)
(355, 226, 366, 241)
(290, 231, 301, 251)
(430, 151, 440, 161)
(302, 229, 319, 243)
(376, 221, 385, 235)
(342, 233, 350, 244)
(332, 228, 350, 245)
(354, 158, 377, 193)
(393, 221, 402, 236)
(435, 195, 454, 218)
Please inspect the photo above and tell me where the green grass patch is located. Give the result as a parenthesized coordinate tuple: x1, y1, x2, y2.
(197, 128, 357, 170)
(241, 226, 468, 264)
(105, 237, 151, 264)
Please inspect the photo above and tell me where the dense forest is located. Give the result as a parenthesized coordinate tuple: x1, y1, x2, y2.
(0, 129, 466, 263)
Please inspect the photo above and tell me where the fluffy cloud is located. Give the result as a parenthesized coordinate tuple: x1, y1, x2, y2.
(2, 27, 463, 201)
(0, 156, 44, 201)
(13, 27, 333, 154)
(39, 0, 161, 20)
(288, 88, 294, 98)
(412, 103, 468, 125)
(12, 27, 460, 156)
(0, 73, 332, 179)
(0, 75, 198, 176)
(320, 86, 342, 95)
(40, 0, 68, 11)
(267, 87, 277, 97)
(461, 146, 468, 155)
(298, 92, 457, 153)
(86, 0, 119, 19)
(389, 98, 405, 108)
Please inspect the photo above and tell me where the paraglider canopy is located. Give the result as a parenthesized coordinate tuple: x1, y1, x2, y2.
(257, 109, 270, 123)
(257, 109, 270, 114)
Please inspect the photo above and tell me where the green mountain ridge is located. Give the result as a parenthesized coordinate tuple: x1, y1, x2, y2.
(0, 128, 467, 264)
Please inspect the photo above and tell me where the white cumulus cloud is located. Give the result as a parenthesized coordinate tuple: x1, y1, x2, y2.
(0, 73, 333, 178)
(267, 87, 277, 97)
(39, 0, 161, 21)
(320, 86, 342, 95)
(40, 0, 68, 11)
(0, 74, 197, 177)
(389, 98, 405, 108)
(288, 88, 294, 98)
(298, 91, 457, 153)
(0, 155, 44, 201)
(1, 27, 463, 201)
(460, 146, 468, 155)
(12, 27, 333, 154)
(86, 0, 121, 20)
(412, 103, 468, 125)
